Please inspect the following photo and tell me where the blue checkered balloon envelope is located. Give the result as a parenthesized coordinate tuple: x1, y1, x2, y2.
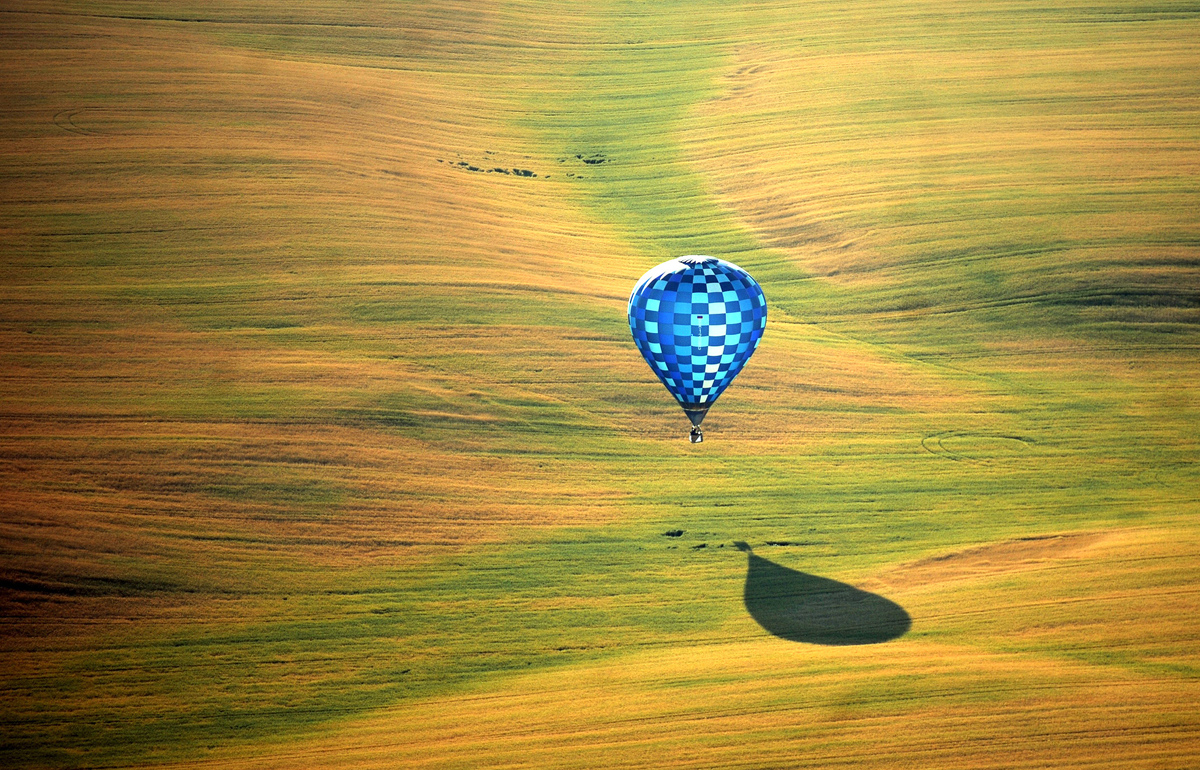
(628, 256, 767, 432)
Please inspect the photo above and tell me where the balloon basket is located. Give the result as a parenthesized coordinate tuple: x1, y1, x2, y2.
(689, 426, 704, 443)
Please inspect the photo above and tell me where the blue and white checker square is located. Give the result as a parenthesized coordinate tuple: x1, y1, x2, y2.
(628, 256, 767, 407)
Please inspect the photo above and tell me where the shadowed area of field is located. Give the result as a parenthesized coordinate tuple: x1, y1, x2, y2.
(736, 542, 910, 644)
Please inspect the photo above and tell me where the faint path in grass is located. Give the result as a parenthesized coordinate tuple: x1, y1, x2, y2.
(921, 430, 1033, 464)
(52, 108, 98, 136)
(734, 542, 910, 645)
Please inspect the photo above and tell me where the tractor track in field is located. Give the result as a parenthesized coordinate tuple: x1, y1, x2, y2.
(53, 109, 100, 136)
(921, 430, 1033, 464)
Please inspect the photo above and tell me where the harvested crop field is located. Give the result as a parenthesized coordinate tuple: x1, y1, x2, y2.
(2, 1, 1198, 767)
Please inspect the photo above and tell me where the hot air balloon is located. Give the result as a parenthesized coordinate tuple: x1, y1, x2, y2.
(628, 256, 767, 442)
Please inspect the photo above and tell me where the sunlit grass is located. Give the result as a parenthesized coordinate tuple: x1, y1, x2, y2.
(0, 0, 1197, 767)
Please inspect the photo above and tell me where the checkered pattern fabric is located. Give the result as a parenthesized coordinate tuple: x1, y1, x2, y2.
(628, 256, 766, 409)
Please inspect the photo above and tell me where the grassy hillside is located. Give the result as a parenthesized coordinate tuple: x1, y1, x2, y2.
(1, 0, 1197, 767)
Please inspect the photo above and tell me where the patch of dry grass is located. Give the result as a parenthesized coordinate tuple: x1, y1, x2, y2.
(1, 0, 1197, 766)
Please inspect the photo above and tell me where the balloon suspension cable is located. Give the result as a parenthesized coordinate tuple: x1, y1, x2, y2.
(689, 425, 704, 443)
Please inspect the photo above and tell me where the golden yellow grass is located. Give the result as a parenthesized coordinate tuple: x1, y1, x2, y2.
(1, 0, 1198, 767)
(149, 525, 1200, 770)
(690, 18, 1200, 281)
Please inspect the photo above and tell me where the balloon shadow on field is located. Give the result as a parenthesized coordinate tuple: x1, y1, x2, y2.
(733, 542, 910, 645)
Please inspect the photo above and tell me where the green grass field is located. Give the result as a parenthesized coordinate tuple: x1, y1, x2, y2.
(2, 0, 1198, 767)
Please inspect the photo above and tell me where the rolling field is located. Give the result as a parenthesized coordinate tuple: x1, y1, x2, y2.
(1, 0, 1199, 767)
